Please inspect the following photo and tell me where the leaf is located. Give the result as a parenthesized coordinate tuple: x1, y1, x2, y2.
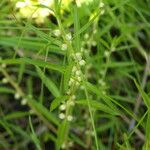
(0, 36, 64, 55)
(134, 79, 150, 108)
(0, 58, 65, 73)
(28, 98, 59, 126)
(56, 120, 69, 150)
(76, 100, 119, 115)
(29, 116, 41, 150)
(134, 79, 150, 143)
(0, 87, 14, 94)
(50, 96, 68, 112)
(5, 111, 30, 120)
(36, 66, 60, 98)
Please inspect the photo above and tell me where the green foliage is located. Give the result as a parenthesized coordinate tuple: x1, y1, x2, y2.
(0, 0, 150, 149)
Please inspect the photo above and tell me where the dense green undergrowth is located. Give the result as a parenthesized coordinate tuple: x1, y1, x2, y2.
(0, 0, 150, 149)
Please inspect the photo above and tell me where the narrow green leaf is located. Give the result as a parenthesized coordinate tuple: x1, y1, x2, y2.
(0, 58, 65, 73)
(56, 120, 69, 150)
(29, 116, 41, 150)
(28, 98, 59, 126)
(76, 100, 119, 115)
(5, 111, 30, 120)
(134, 79, 150, 108)
(36, 66, 60, 97)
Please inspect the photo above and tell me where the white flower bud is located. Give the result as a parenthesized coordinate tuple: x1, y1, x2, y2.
(77, 76, 81, 82)
(21, 98, 27, 105)
(2, 78, 8, 84)
(100, 9, 105, 15)
(98, 79, 106, 86)
(59, 104, 66, 111)
(75, 52, 82, 61)
(76, 70, 81, 76)
(1, 63, 6, 68)
(66, 89, 71, 95)
(69, 78, 74, 86)
(79, 60, 86, 66)
(99, 2, 104, 8)
(53, 29, 61, 37)
(67, 115, 73, 121)
(92, 41, 96, 46)
(68, 141, 73, 147)
(65, 33, 72, 41)
(104, 51, 110, 57)
(59, 113, 65, 119)
(84, 33, 89, 39)
(71, 95, 76, 100)
(61, 44, 67, 51)
(14, 93, 21, 100)
(75, 82, 80, 86)
(61, 143, 66, 149)
(72, 66, 77, 73)
(68, 100, 75, 106)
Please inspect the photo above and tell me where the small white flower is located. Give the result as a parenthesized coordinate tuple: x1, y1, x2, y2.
(98, 79, 106, 86)
(66, 89, 71, 95)
(59, 113, 65, 119)
(75, 82, 80, 86)
(75, 52, 82, 61)
(53, 29, 61, 37)
(21, 98, 27, 105)
(16, 2, 27, 8)
(100, 9, 105, 15)
(71, 95, 76, 100)
(61, 143, 66, 149)
(65, 33, 72, 41)
(69, 78, 74, 86)
(61, 44, 67, 51)
(99, 2, 104, 8)
(14, 93, 21, 100)
(84, 33, 89, 39)
(2, 78, 8, 84)
(68, 100, 75, 106)
(67, 115, 73, 121)
(76, 70, 81, 76)
(68, 141, 74, 147)
(92, 41, 97, 46)
(79, 60, 86, 66)
(72, 66, 77, 73)
(1, 63, 6, 68)
(77, 76, 81, 82)
(111, 47, 115, 52)
(59, 104, 66, 111)
(104, 51, 110, 57)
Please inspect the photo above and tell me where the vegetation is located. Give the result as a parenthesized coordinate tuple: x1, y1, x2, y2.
(0, 0, 150, 149)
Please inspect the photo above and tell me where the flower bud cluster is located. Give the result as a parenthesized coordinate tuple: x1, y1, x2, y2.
(58, 95, 76, 121)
